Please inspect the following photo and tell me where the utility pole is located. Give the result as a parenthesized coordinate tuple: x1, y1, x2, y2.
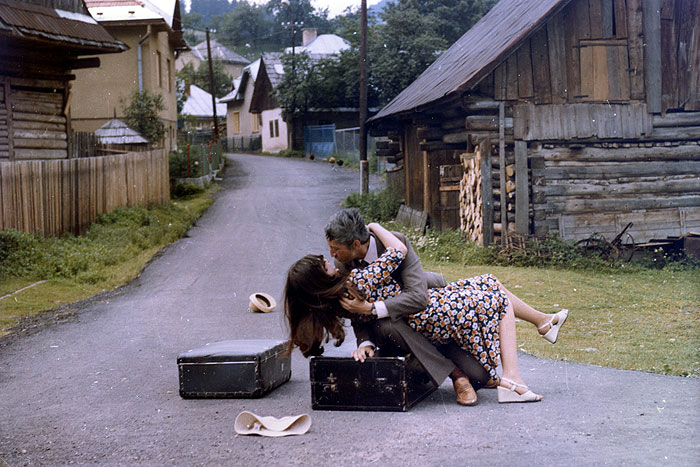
(206, 28, 219, 142)
(359, 0, 369, 194)
(282, 0, 296, 150)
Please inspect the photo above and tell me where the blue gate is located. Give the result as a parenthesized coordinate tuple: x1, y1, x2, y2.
(304, 124, 336, 158)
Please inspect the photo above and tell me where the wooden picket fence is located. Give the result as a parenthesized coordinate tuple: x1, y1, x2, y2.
(0, 150, 169, 237)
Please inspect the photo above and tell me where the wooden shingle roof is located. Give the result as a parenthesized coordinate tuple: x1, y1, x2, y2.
(0, 0, 127, 53)
(371, 0, 571, 122)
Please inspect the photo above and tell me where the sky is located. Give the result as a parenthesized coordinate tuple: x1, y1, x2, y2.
(308, 0, 384, 17)
(184, 1, 385, 18)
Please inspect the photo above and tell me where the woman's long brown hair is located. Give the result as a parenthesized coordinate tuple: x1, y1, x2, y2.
(284, 254, 360, 357)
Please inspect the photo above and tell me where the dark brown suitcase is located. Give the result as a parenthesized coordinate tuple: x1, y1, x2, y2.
(178, 339, 291, 398)
(309, 351, 437, 412)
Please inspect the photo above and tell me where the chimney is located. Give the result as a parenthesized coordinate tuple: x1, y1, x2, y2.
(302, 28, 317, 46)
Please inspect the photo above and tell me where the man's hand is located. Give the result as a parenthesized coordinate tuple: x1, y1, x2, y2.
(339, 295, 373, 315)
(352, 345, 375, 362)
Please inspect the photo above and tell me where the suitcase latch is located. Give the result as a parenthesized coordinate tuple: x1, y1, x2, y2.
(323, 373, 338, 392)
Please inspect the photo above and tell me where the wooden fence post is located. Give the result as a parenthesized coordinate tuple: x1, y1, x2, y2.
(515, 140, 529, 234)
(479, 138, 493, 246)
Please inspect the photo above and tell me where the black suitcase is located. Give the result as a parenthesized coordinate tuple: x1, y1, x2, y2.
(178, 339, 291, 398)
(309, 351, 438, 412)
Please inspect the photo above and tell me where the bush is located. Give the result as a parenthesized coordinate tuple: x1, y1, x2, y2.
(343, 189, 402, 222)
(277, 149, 305, 158)
(172, 182, 205, 199)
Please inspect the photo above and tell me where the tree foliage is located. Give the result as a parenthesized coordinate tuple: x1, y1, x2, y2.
(176, 60, 232, 99)
(122, 90, 166, 144)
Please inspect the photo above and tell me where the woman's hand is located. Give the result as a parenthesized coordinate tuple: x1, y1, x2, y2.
(352, 345, 375, 362)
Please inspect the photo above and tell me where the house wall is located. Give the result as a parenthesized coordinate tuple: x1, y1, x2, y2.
(261, 109, 288, 153)
(71, 27, 179, 152)
(225, 75, 259, 139)
(380, 0, 700, 244)
(176, 52, 245, 80)
(0, 46, 71, 160)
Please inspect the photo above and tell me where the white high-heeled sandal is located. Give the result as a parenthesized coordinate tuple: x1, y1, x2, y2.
(497, 378, 543, 403)
(538, 308, 569, 344)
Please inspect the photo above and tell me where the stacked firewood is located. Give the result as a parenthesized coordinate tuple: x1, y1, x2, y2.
(459, 151, 482, 243)
(459, 142, 517, 244)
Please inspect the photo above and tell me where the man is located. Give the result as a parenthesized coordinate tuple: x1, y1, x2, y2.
(325, 208, 493, 406)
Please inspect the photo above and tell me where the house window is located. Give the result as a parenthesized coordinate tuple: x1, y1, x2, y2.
(252, 113, 262, 132)
(167, 58, 172, 92)
(156, 51, 163, 88)
(269, 119, 279, 138)
(579, 39, 630, 101)
(232, 112, 240, 134)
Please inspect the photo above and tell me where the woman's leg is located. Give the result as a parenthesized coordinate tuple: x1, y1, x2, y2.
(498, 300, 542, 400)
(497, 281, 562, 335)
(498, 300, 525, 385)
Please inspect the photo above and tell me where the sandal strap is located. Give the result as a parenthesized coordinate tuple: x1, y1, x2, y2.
(538, 315, 554, 331)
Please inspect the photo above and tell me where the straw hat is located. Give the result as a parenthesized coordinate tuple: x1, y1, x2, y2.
(248, 292, 277, 313)
(234, 411, 311, 437)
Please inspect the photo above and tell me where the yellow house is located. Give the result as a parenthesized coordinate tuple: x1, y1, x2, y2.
(220, 59, 263, 150)
(71, 0, 188, 153)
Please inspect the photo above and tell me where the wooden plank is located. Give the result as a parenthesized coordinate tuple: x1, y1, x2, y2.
(494, 61, 507, 101)
(547, 194, 700, 214)
(653, 111, 700, 127)
(13, 149, 68, 159)
(516, 39, 534, 98)
(10, 101, 62, 115)
(545, 160, 700, 179)
(505, 54, 519, 101)
(498, 102, 507, 242)
(592, 45, 610, 99)
(543, 177, 700, 196)
(12, 112, 66, 124)
(601, 0, 614, 38)
(531, 26, 552, 104)
(660, 0, 678, 112)
(613, 0, 628, 37)
(579, 45, 594, 98)
(589, 0, 604, 38)
(13, 120, 65, 131)
(514, 141, 529, 235)
(479, 139, 493, 246)
(5, 80, 13, 160)
(626, 0, 646, 100)
(676, 0, 700, 111)
(547, 14, 568, 104)
(13, 129, 67, 140)
(13, 138, 67, 149)
(643, 0, 662, 113)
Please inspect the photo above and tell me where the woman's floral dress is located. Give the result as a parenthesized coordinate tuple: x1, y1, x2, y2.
(347, 247, 508, 380)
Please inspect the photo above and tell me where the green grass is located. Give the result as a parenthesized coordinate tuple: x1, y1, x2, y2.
(0, 186, 218, 337)
(422, 261, 700, 378)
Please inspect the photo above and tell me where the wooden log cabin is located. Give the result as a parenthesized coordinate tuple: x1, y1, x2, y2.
(0, 0, 127, 161)
(369, 0, 700, 246)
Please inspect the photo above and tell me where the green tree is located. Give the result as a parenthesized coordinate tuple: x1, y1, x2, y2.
(122, 90, 166, 144)
(218, 1, 273, 49)
(189, 0, 237, 26)
(176, 60, 232, 98)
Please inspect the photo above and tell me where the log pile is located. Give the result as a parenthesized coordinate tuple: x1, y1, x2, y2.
(459, 151, 482, 243)
(459, 141, 518, 244)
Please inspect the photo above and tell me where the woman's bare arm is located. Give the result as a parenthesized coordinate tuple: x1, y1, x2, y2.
(367, 223, 407, 255)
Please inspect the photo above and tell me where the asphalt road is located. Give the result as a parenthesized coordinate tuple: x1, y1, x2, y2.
(1, 153, 698, 466)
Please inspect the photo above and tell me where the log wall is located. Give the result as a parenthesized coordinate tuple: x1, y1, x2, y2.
(529, 142, 700, 242)
(0, 150, 170, 237)
(0, 76, 71, 161)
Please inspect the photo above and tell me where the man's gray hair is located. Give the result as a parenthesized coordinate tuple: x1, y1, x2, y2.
(325, 208, 370, 246)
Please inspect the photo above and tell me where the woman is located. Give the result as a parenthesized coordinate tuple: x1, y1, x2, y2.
(284, 222, 568, 403)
